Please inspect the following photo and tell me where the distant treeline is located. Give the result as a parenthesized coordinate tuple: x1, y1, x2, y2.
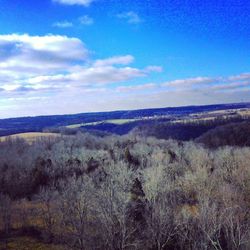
(196, 121, 250, 148)
(1, 103, 249, 136)
(131, 116, 250, 142)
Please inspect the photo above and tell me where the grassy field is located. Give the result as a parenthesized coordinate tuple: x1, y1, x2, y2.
(66, 121, 102, 128)
(0, 132, 60, 143)
(66, 118, 138, 128)
(105, 119, 138, 124)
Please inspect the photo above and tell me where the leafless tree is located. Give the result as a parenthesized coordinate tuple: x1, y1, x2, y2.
(143, 163, 180, 250)
(35, 188, 59, 242)
(57, 176, 96, 250)
(222, 206, 250, 250)
(0, 194, 12, 249)
(94, 162, 141, 250)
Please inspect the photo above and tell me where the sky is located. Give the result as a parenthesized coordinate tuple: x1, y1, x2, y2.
(0, 0, 249, 118)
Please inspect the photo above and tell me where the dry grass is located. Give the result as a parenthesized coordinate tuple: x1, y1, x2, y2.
(237, 109, 250, 116)
(0, 132, 60, 143)
(11, 200, 46, 230)
(0, 237, 66, 250)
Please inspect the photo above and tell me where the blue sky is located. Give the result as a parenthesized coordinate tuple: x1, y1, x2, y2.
(0, 0, 249, 118)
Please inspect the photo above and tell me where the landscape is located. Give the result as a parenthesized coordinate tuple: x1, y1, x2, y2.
(1, 103, 250, 249)
(0, 0, 250, 249)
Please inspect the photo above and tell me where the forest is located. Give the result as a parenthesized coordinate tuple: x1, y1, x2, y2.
(0, 130, 249, 249)
(1, 0, 249, 248)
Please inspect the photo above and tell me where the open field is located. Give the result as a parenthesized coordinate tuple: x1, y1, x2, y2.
(0, 132, 60, 143)
(66, 118, 139, 129)
(237, 108, 250, 116)
(66, 121, 101, 128)
(104, 118, 139, 124)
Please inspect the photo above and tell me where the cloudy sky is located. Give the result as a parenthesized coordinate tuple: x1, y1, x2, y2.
(0, 0, 249, 118)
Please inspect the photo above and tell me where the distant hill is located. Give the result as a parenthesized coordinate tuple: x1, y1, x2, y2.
(196, 121, 250, 148)
(130, 121, 215, 141)
(130, 116, 248, 141)
(0, 103, 250, 136)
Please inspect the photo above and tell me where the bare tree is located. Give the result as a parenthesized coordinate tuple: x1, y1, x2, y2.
(144, 163, 180, 250)
(57, 176, 96, 250)
(222, 206, 250, 250)
(94, 162, 141, 250)
(0, 194, 12, 249)
(35, 188, 59, 242)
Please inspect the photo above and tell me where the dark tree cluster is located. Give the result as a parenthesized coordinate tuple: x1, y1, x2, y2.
(196, 121, 250, 148)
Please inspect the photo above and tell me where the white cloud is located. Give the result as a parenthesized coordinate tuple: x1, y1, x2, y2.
(1, 34, 249, 118)
(53, 21, 73, 28)
(93, 55, 134, 67)
(1, 72, 250, 118)
(24, 65, 146, 88)
(116, 83, 156, 92)
(24, 56, 146, 89)
(79, 15, 94, 25)
(211, 81, 250, 92)
(53, 15, 94, 28)
(117, 11, 142, 24)
(228, 73, 250, 81)
(0, 34, 159, 99)
(162, 77, 217, 88)
(160, 75, 250, 93)
(0, 34, 88, 78)
(53, 0, 94, 6)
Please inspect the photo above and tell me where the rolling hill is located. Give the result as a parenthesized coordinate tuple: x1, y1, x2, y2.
(1, 103, 250, 137)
